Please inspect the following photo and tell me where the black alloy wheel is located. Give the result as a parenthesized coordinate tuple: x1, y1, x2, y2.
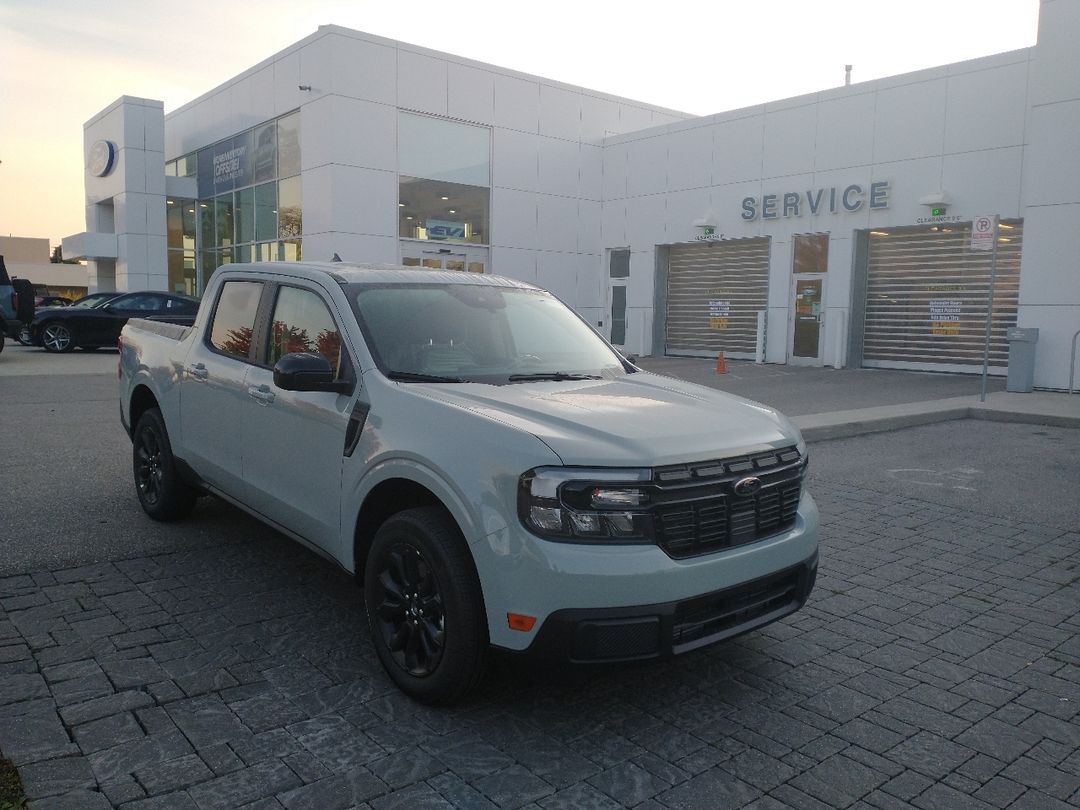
(374, 543, 447, 677)
(41, 322, 74, 353)
(132, 408, 196, 521)
(16, 325, 32, 346)
(364, 507, 487, 704)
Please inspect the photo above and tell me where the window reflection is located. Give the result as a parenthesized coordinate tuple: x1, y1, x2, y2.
(268, 286, 343, 376)
(209, 281, 262, 359)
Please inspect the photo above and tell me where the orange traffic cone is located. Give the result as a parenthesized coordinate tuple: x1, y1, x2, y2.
(715, 352, 726, 374)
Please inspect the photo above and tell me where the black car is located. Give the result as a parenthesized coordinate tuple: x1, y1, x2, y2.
(31, 291, 199, 353)
(16, 292, 122, 345)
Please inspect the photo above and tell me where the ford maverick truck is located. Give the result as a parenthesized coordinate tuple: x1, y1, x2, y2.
(119, 262, 818, 703)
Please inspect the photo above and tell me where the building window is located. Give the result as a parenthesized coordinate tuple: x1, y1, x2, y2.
(793, 233, 829, 274)
(398, 113, 490, 245)
(181, 112, 303, 293)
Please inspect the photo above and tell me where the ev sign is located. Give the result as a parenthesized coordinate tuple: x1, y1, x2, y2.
(970, 215, 997, 252)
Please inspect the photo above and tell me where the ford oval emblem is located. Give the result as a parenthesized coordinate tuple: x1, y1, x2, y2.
(733, 476, 762, 496)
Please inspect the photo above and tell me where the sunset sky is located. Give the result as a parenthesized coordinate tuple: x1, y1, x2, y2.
(0, 0, 1040, 249)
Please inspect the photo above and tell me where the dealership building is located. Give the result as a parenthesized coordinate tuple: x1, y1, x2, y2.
(64, 0, 1079, 388)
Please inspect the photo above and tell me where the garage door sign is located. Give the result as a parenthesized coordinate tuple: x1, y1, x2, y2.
(929, 299, 962, 336)
(708, 299, 730, 330)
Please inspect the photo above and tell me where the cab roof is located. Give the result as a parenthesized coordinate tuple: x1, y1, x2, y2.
(223, 261, 543, 291)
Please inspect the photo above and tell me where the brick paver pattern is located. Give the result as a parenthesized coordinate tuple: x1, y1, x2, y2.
(2, 483, 1079, 809)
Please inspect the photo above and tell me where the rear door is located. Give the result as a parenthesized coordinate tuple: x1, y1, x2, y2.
(240, 280, 357, 551)
(179, 279, 266, 496)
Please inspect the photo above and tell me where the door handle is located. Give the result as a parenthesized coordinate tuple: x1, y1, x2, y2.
(248, 384, 276, 405)
(187, 363, 208, 380)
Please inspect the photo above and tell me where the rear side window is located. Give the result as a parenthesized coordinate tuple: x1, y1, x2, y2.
(165, 297, 197, 313)
(209, 281, 263, 360)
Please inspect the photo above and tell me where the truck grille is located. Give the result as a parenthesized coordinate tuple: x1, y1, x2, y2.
(652, 448, 803, 559)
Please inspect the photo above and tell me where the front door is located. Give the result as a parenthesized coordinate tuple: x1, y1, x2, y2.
(789, 276, 826, 365)
(400, 241, 488, 274)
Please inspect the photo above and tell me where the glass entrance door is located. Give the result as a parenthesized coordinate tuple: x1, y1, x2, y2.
(790, 276, 825, 364)
(400, 241, 487, 274)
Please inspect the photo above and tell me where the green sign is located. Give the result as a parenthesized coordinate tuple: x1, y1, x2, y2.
(931, 207, 946, 217)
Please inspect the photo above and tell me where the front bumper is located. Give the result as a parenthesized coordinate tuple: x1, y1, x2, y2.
(476, 491, 819, 654)
(519, 552, 816, 662)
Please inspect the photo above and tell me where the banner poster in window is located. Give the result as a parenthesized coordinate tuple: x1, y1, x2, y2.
(708, 299, 730, 330)
(426, 219, 466, 240)
(929, 299, 962, 336)
(197, 131, 255, 198)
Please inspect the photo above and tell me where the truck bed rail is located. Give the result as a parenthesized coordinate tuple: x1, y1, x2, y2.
(125, 318, 192, 343)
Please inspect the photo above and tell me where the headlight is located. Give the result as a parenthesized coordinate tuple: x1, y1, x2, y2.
(518, 467, 654, 543)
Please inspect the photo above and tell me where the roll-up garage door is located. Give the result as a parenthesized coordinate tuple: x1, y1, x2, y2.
(665, 238, 770, 357)
(862, 221, 1022, 372)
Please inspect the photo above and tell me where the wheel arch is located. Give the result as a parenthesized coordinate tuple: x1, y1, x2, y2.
(129, 384, 160, 439)
(353, 478, 453, 582)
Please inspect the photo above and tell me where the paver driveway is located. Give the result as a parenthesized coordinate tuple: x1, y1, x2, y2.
(3, 456, 1078, 809)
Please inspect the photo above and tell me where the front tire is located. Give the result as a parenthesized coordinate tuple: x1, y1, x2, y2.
(41, 322, 74, 353)
(16, 325, 32, 346)
(132, 408, 196, 521)
(364, 507, 488, 705)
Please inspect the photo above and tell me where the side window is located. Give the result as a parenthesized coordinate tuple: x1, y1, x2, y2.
(209, 281, 263, 360)
(267, 286, 344, 377)
(113, 294, 162, 312)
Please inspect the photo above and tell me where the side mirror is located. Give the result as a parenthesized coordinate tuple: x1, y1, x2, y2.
(273, 352, 351, 394)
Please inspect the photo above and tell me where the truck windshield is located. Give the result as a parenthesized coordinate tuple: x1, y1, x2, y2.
(350, 283, 628, 384)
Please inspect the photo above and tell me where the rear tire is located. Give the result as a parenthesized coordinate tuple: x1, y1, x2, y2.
(16, 325, 32, 346)
(364, 506, 488, 705)
(41, 322, 74, 353)
(132, 408, 197, 521)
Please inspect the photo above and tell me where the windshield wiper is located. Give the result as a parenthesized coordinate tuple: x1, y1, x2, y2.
(385, 370, 466, 383)
(507, 372, 603, 382)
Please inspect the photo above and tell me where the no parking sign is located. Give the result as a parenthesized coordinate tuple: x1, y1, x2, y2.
(970, 214, 997, 251)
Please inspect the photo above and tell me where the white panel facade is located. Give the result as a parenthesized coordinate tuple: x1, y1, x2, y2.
(68, 3, 1080, 386)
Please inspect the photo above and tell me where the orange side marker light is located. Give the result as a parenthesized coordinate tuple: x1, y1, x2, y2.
(507, 613, 536, 632)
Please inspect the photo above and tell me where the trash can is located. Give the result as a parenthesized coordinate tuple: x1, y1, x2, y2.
(1006, 327, 1039, 392)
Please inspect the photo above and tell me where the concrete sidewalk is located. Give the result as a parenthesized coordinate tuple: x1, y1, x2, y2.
(636, 357, 1080, 442)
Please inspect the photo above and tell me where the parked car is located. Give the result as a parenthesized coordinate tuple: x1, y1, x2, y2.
(119, 262, 818, 704)
(31, 290, 199, 352)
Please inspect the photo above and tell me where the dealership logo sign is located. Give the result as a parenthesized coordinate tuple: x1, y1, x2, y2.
(741, 181, 890, 221)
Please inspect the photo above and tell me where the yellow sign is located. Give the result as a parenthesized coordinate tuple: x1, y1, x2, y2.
(931, 323, 960, 336)
(709, 317, 730, 330)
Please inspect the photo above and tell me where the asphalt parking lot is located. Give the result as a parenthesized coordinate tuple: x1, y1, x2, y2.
(1, 346, 1079, 809)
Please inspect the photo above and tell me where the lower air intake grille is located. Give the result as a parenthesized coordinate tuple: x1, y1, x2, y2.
(672, 566, 801, 648)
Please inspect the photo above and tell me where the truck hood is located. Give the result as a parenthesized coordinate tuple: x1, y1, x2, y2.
(412, 372, 801, 466)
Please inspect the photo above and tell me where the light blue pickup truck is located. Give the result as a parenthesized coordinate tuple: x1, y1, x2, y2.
(119, 262, 818, 703)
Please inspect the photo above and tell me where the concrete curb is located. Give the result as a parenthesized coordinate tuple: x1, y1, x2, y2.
(797, 398, 1080, 443)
